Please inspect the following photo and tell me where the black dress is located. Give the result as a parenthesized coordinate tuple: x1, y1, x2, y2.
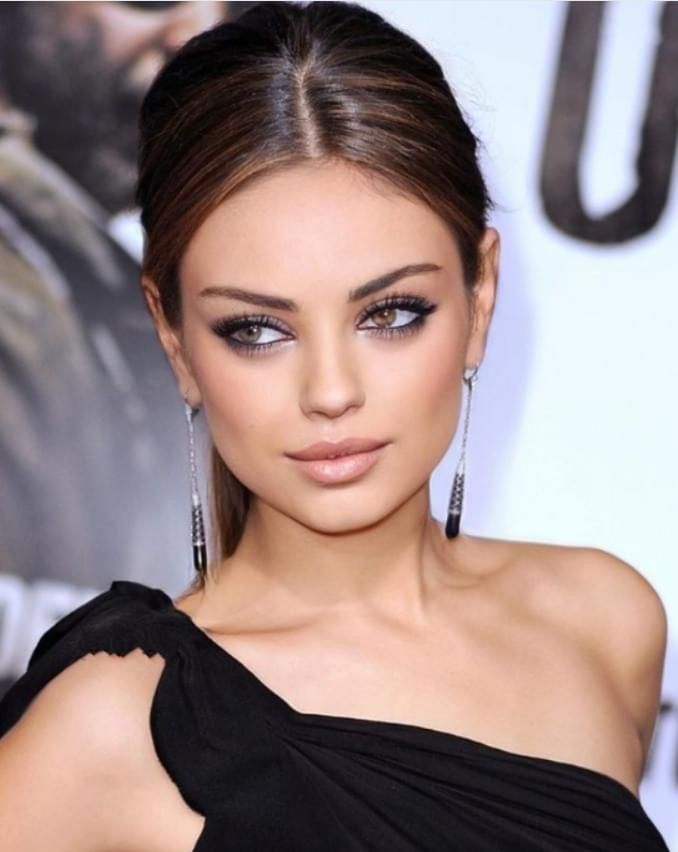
(0, 579, 669, 851)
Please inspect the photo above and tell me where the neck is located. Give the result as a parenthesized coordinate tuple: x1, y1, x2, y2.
(205, 487, 461, 623)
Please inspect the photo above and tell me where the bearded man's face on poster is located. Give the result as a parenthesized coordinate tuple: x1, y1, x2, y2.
(0, 1, 226, 211)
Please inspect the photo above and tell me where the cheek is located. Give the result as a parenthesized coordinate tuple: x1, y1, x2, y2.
(415, 369, 464, 474)
(369, 321, 464, 436)
(201, 369, 276, 441)
(188, 337, 291, 476)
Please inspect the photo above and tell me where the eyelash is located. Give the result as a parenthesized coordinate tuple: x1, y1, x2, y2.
(210, 292, 438, 357)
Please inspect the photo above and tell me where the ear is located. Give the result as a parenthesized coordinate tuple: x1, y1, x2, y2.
(464, 227, 500, 370)
(141, 274, 201, 407)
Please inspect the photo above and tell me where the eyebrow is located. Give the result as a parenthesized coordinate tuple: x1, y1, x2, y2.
(198, 262, 443, 311)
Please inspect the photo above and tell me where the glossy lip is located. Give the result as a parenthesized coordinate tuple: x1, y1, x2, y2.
(290, 445, 386, 484)
(286, 437, 388, 461)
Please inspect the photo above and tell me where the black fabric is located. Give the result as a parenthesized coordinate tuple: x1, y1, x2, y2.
(0, 579, 669, 851)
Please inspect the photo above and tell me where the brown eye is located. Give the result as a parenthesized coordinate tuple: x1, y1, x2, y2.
(372, 307, 398, 328)
(211, 293, 438, 358)
(233, 324, 264, 344)
(211, 313, 291, 355)
(358, 294, 438, 338)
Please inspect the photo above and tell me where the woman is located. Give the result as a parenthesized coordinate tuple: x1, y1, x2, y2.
(0, 2, 669, 850)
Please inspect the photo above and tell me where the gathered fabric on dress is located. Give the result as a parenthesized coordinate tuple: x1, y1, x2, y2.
(0, 579, 669, 852)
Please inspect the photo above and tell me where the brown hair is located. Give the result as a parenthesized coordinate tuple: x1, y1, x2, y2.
(135, 0, 493, 590)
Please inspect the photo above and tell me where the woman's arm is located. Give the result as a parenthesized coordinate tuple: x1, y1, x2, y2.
(0, 648, 169, 852)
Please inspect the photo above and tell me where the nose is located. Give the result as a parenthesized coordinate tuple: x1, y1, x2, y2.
(300, 333, 365, 420)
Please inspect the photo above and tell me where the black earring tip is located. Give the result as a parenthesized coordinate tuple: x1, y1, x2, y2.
(193, 542, 208, 574)
(445, 513, 460, 539)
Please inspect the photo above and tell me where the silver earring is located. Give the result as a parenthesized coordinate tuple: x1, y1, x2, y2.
(445, 364, 480, 539)
(184, 399, 207, 574)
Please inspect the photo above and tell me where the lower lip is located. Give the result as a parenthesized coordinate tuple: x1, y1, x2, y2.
(290, 446, 386, 484)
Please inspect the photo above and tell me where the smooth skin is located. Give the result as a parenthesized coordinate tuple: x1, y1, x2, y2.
(0, 158, 667, 851)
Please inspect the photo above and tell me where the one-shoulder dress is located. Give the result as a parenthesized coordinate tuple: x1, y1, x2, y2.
(0, 579, 669, 851)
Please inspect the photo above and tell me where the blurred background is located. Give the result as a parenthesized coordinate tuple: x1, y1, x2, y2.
(0, 0, 676, 842)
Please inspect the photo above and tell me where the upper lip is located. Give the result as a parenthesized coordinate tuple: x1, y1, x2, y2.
(286, 438, 388, 461)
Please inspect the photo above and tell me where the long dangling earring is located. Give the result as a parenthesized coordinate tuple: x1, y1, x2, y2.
(445, 364, 480, 539)
(184, 399, 208, 574)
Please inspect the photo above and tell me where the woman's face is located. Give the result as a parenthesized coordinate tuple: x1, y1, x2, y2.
(149, 159, 498, 533)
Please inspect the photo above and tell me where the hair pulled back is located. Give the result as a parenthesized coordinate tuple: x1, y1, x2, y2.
(135, 0, 493, 588)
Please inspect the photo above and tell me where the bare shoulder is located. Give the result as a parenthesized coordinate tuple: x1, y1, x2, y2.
(0, 649, 180, 852)
(487, 537, 669, 760)
(3, 647, 167, 758)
